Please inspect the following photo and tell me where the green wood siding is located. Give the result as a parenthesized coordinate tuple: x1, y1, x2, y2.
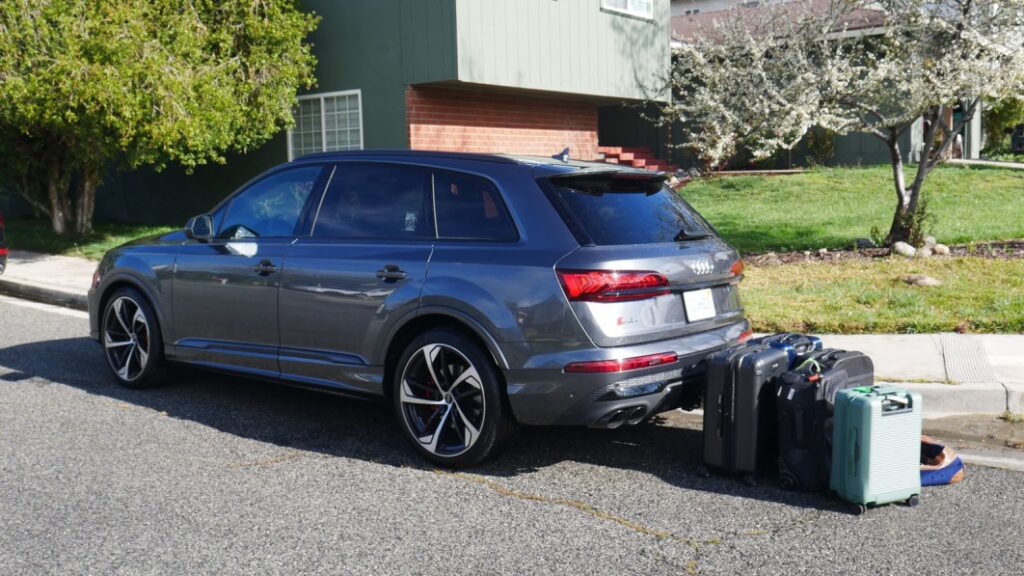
(304, 0, 415, 149)
(454, 0, 670, 101)
(400, 0, 458, 84)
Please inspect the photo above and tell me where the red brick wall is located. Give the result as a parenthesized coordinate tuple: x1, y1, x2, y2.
(406, 86, 598, 160)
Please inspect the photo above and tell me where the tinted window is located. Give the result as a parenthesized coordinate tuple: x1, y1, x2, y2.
(219, 166, 322, 239)
(549, 180, 713, 246)
(433, 171, 517, 241)
(312, 163, 433, 239)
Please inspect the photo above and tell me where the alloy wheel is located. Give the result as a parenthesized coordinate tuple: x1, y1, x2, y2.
(399, 343, 486, 458)
(103, 296, 151, 382)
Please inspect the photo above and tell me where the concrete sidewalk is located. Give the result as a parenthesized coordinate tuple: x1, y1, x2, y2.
(819, 334, 1022, 417)
(948, 158, 1024, 170)
(0, 250, 94, 310)
(0, 250, 1021, 415)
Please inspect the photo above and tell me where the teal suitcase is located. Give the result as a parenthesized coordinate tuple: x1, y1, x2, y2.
(830, 386, 922, 513)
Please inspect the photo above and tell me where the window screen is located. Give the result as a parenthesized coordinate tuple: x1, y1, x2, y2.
(289, 91, 362, 160)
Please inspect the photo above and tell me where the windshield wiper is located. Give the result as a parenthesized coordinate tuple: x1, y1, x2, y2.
(674, 229, 709, 242)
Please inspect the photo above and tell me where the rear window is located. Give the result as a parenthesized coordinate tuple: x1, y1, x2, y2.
(547, 177, 713, 246)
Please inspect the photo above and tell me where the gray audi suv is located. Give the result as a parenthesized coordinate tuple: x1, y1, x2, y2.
(88, 150, 749, 466)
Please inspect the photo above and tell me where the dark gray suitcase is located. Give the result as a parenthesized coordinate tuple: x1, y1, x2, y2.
(703, 343, 790, 482)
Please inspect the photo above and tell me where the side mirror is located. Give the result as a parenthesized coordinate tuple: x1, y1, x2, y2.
(184, 214, 214, 242)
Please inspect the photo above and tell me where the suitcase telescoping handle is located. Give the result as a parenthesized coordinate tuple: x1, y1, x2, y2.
(854, 386, 916, 415)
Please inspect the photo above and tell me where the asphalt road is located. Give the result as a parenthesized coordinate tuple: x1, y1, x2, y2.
(1, 295, 1022, 575)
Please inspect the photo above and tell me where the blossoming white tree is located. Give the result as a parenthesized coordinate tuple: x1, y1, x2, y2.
(663, 0, 1024, 244)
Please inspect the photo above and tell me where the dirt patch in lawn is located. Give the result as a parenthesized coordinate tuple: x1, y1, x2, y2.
(744, 239, 1024, 266)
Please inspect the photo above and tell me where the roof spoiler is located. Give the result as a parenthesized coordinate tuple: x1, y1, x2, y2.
(548, 170, 668, 195)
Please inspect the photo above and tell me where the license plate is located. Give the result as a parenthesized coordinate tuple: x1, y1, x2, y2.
(683, 289, 716, 322)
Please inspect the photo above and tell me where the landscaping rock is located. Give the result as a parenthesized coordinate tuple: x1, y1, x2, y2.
(902, 274, 943, 287)
(934, 243, 950, 255)
(924, 236, 938, 249)
(854, 238, 877, 249)
(916, 247, 933, 258)
(892, 241, 916, 258)
(817, 248, 829, 256)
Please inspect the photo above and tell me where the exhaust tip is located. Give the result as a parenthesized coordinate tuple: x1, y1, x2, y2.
(626, 406, 647, 425)
(606, 409, 628, 429)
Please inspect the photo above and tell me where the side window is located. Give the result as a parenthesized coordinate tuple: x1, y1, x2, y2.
(219, 166, 323, 239)
(312, 163, 433, 239)
(433, 170, 518, 241)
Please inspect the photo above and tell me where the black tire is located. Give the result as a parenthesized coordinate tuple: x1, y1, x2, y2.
(392, 328, 517, 468)
(100, 286, 169, 389)
(907, 495, 920, 507)
(778, 472, 797, 491)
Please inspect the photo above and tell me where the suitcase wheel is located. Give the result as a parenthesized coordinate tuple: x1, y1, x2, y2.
(778, 472, 797, 491)
(906, 495, 920, 508)
(854, 504, 867, 516)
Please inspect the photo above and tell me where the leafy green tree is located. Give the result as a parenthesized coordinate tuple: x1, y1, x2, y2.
(0, 0, 319, 234)
(983, 98, 1024, 153)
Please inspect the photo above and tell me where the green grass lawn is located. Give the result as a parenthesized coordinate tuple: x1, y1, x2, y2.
(3, 219, 177, 261)
(683, 164, 1024, 254)
(742, 257, 1024, 333)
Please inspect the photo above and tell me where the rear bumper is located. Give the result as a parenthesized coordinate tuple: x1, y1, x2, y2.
(503, 319, 749, 426)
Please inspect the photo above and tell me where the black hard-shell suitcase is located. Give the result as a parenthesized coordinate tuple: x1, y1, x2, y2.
(795, 348, 873, 389)
(776, 368, 854, 491)
(776, 348, 872, 491)
(703, 343, 790, 483)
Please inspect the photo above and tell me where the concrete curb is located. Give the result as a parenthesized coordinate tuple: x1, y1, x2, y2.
(900, 381, 1014, 416)
(0, 277, 88, 311)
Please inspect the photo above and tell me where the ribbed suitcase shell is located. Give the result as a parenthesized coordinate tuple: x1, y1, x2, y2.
(830, 386, 922, 506)
(704, 343, 789, 476)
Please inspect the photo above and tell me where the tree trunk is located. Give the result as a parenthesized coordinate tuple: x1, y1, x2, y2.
(45, 163, 68, 235)
(75, 166, 101, 235)
(884, 136, 913, 245)
(884, 107, 946, 246)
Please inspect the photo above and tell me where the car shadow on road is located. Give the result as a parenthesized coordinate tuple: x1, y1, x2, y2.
(0, 336, 849, 513)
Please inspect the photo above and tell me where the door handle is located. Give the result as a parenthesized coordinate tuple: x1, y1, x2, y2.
(253, 259, 278, 275)
(376, 264, 407, 281)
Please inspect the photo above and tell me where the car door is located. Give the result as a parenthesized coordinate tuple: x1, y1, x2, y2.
(278, 162, 434, 395)
(171, 164, 328, 377)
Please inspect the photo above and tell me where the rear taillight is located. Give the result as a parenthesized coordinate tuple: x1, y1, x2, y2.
(557, 269, 670, 303)
(565, 352, 678, 374)
(730, 260, 744, 276)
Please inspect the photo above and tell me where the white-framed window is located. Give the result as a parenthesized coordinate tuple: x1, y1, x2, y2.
(601, 0, 654, 20)
(287, 90, 363, 161)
